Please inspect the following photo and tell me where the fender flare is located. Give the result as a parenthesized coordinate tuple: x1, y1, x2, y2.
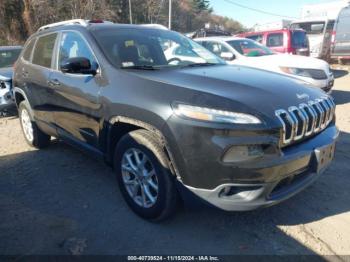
(108, 115, 181, 179)
(13, 87, 34, 114)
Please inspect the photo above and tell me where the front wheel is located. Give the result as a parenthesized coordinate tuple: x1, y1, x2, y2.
(18, 101, 50, 148)
(114, 129, 180, 221)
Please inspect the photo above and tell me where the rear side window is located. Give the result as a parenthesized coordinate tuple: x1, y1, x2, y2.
(246, 34, 263, 44)
(266, 33, 283, 47)
(22, 38, 36, 61)
(32, 33, 57, 68)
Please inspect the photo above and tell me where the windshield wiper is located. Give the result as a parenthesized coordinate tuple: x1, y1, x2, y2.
(121, 65, 158, 70)
(184, 62, 219, 68)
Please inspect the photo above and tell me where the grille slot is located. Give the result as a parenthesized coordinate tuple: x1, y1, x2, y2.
(275, 96, 335, 146)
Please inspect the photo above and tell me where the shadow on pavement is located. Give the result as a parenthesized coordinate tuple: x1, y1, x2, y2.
(0, 131, 349, 255)
(332, 89, 350, 105)
(332, 69, 349, 79)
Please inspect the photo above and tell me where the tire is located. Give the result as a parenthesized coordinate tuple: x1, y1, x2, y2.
(113, 129, 179, 221)
(18, 101, 50, 148)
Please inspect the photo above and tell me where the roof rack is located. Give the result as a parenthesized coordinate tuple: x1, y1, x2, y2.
(38, 19, 88, 31)
(37, 19, 113, 32)
(140, 24, 169, 30)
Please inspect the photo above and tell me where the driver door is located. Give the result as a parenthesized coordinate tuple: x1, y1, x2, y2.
(49, 31, 102, 149)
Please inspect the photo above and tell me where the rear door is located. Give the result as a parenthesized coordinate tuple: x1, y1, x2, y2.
(21, 33, 59, 130)
(333, 7, 350, 57)
(49, 31, 102, 149)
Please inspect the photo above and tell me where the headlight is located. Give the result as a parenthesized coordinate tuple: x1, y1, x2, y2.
(173, 104, 261, 124)
(280, 67, 312, 78)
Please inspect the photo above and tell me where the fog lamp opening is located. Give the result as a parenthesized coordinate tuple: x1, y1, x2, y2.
(222, 145, 264, 163)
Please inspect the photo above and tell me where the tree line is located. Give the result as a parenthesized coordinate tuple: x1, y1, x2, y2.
(0, 0, 245, 45)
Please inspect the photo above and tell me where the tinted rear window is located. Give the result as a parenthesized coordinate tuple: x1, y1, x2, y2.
(32, 33, 57, 68)
(292, 31, 308, 48)
(22, 38, 36, 61)
(0, 48, 22, 68)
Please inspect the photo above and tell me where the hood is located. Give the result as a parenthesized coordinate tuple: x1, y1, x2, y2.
(232, 54, 330, 73)
(128, 65, 326, 119)
(0, 67, 13, 81)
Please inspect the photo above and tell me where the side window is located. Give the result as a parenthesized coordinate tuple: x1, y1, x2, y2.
(336, 10, 350, 36)
(205, 42, 230, 56)
(266, 33, 283, 47)
(22, 38, 36, 61)
(326, 20, 335, 31)
(32, 33, 57, 68)
(247, 34, 263, 44)
(196, 41, 205, 47)
(58, 31, 97, 68)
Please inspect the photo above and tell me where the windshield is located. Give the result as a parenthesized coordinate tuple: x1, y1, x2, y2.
(0, 48, 22, 68)
(227, 39, 274, 57)
(92, 27, 224, 69)
(291, 22, 325, 35)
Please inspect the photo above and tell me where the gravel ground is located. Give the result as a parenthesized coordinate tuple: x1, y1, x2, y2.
(0, 70, 349, 257)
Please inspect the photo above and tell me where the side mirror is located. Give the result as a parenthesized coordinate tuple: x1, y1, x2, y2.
(220, 52, 235, 61)
(60, 57, 97, 75)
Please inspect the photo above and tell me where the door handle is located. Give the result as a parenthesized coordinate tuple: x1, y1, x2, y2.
(47, 79, 61, 86)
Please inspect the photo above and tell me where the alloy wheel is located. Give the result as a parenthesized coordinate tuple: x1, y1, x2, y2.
(121, 148, 159, 208)
(21, 108, 34, 142)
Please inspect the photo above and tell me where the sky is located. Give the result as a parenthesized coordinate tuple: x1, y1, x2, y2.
(210, 0, 340, 27)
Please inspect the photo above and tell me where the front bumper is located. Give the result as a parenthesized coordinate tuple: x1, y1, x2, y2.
(0, 80, 15, 110)
(295, 73, 334, 94)
(185, 142, 335, 211)
(165, 117, 339, 211)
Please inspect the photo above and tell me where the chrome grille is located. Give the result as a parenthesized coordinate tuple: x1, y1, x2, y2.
(275, 96, 335, 146)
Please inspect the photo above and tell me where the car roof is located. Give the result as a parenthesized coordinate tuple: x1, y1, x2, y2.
(34, 23, 169, 37)
(194, 36, 249, 42)
(0, 46, 22, 51)
(239, 28, 305, 35)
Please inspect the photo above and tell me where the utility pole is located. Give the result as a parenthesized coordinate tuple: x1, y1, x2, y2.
(168, 0, 172, 30)
(129, 0, 133, 24)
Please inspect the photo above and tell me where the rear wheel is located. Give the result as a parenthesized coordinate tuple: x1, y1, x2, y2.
(18, 101, 50, 148)
(114, 129, 179, 221)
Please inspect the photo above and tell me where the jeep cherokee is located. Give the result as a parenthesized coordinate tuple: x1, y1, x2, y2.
(13, 20, 339, 220)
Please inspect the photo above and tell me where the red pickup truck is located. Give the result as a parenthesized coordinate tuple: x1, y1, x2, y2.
(237, 29, 309, 56)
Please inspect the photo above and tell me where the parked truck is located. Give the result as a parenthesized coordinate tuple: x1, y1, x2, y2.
(290, 0, 349, 60)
